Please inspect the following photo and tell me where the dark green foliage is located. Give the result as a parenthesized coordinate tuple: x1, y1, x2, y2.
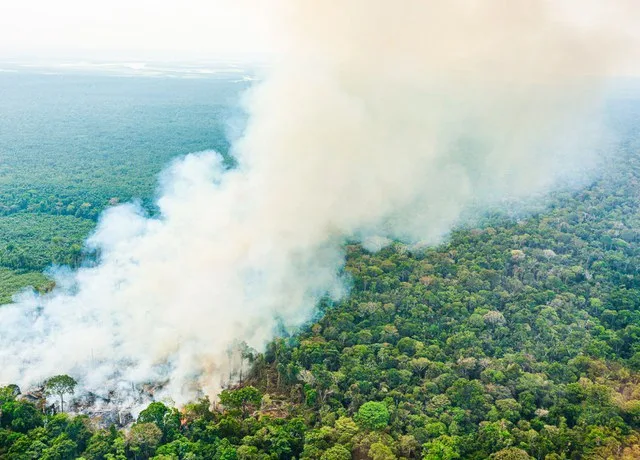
(5, 151, 640, 457)
(83, 428, 124, 460)
(2, 78, 640, 458)
(1, 400, 43, 433)
(136, 402, 181, 443)
(239, 146, 640, 458)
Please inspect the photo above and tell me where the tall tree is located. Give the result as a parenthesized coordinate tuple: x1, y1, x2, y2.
(44, 375, 77, 413)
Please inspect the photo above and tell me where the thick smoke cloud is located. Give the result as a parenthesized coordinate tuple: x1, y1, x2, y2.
(0, 1, 636, 406)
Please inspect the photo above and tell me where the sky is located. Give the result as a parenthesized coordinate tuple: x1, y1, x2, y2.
(0, 0, 274, 59)
(0, 0, 638, 74)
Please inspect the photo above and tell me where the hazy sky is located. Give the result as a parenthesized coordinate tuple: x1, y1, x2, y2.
(0, 0, 273, 58)
(1, 0, 639, 75)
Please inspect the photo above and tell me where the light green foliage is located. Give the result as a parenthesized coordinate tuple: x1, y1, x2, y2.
(355, 402, 390, 431)
(236, 445, 261, 460)
(218, 386, 262, 416)
(127, 423, 163, 459)
(334, 417, 360, 445)
(0, 268, 52, 304)
(320, 444, 351, 460)
(491, 447, 533, 459)
(0, 214, 94, 271)
(44, 375, 77, 413)
(422, 435, 460, 460)
(368, 442, 396, 460)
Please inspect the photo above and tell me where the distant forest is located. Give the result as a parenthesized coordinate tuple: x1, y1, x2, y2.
(0, 73, 243, 303)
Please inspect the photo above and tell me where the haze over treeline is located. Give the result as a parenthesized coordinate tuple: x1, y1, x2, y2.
(0, 0, 639, 406)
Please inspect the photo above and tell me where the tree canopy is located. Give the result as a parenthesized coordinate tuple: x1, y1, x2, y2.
(44, 375, 77, 413)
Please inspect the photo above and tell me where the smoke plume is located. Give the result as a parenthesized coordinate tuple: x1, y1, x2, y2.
(0, 1, 637, 405)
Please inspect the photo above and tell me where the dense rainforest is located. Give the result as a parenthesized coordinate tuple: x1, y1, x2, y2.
(0, 72, 242, 303)
(3, 142, 640, 459)
(2, 74, 640, 458)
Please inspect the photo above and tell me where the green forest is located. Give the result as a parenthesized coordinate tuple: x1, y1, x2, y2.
(0, 73, 241, 304)
(3, 143, 640, 459)
(2, 74, 640, 459)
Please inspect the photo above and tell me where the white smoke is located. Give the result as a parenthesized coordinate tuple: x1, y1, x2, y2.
(0, 0, 637, 405)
